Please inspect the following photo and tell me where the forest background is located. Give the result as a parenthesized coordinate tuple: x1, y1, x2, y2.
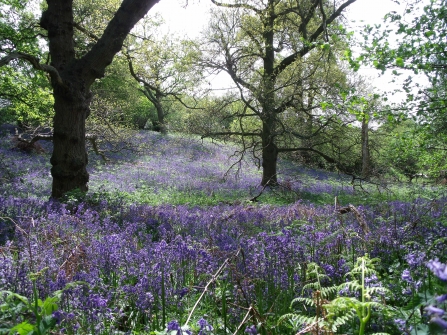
(0, 0, 447, 334)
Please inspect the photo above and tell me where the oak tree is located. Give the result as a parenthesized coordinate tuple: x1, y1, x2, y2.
(0, 0, 159, 198)
(201, 0, 357, 186)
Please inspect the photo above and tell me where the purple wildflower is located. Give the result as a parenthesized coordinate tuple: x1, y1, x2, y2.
(401, 269, 412, 283)
(405, 251, 426, 268)
(394, 318, 409, 332)
(197, 317, 213, 335)
(436, 294, 447, 304)
(167, 320, 191, 335)
(52, 310, 64, 324)
(425, 260, 447, 331)
(167, 320, 181, 331)
(427, 259, 447, 281)
(178, 287, 189, 299)
(426, 306, 445, 316)
(431, 316, 447, 330)
(245, 325, 257, 334)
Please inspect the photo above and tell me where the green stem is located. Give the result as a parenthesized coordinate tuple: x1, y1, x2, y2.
(359, 306, 371, 335)
(32, 280, 42, 335)
(361, 257, 366, 317)
(359, 256, 371, 335)
(161, 265, 166, 327)
(222, 281, 228, 334)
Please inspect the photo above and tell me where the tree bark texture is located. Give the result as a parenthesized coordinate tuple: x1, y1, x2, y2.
(40, 0, 159, 198)
(261, 122, 279, 186)
(260, 0, 278, 186)
(361, 115, 370, 179)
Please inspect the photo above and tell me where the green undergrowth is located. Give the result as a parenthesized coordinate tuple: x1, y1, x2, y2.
(62, 174, 447, 209)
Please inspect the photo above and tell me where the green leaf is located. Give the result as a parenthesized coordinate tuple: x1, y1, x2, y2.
(396, 57, 404, 67)
(321, 43, 330, 51)
(424, 30, 434, 38)
(38, 315, 57, 334)
(40, 296, 59, 316)
(2, 291, 30, 306)
(9, 321, 35, 335)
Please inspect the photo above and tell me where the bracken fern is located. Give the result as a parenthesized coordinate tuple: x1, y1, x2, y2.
(325, 254, 392, 335)
(279, 262, 338, 334)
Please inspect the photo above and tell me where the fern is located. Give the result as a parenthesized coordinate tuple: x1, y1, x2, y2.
(278, 262, 337, 334)
(290, 297, 316, 307)
(325, 254, 391, 335)
(279, 257, 393, 335)
(319, 286, 338, 298)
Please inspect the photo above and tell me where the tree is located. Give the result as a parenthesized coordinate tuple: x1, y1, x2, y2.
(201, 0, 357, 186)
(0, 0, 159, 198)
(0, 1, 54, 126)
(125, 28, 203, 133)
(89, 57, 154, 130)
(353, 0, 447, 178)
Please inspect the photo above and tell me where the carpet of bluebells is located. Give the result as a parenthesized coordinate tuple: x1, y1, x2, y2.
(0, 127, 446, 335)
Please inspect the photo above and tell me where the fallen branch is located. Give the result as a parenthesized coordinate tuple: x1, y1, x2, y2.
(184, 248, 241, 327)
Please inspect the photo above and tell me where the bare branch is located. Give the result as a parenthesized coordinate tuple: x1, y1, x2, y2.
(211, 0, 262, 15)
(202, 131, 260, 138)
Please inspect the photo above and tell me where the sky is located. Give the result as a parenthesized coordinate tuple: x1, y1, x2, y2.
(152, 0, 402, 36)
(150, 0, 426, 100)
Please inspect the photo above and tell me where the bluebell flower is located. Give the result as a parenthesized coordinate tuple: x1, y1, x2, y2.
(426, 259, 447, 331)
(167, 320, 181, 331)
(178, 287, 189, 299)
(405, 251, 426, 268)
(394, 318, 407, 332)
(402, 288, 413, 295)
(167, 320, 192, 335)
(426, 306, 445, 316)
(52, 310, 64, 324)
(431, 316, 447, 330)
(245, 325, 257, 334)
(436, 294, 447, 304)
(401, 269, 412, 283)
(427, 259, 447, 281)
(197, 317, 213, 335)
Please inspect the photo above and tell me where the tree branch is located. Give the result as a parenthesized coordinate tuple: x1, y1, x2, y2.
(79, 0, 160, 86)
(0, 52, 64, 85)
(274, 0, 356, 77)
(73, 22, 100, 41)
(210, 0, 262, 15)
(201, 130, 260, 140)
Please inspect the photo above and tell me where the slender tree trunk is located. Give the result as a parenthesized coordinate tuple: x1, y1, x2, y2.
(361, 115, 370, 179)
(260, 0, 278, 187)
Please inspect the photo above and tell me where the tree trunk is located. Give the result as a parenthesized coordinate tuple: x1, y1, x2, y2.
(361, 115, 370, 179)
(261, 122, 278, 186)
(260, 0, 278, 187)
(51, 84, 91, 198)
(155, 90, 167, 134)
